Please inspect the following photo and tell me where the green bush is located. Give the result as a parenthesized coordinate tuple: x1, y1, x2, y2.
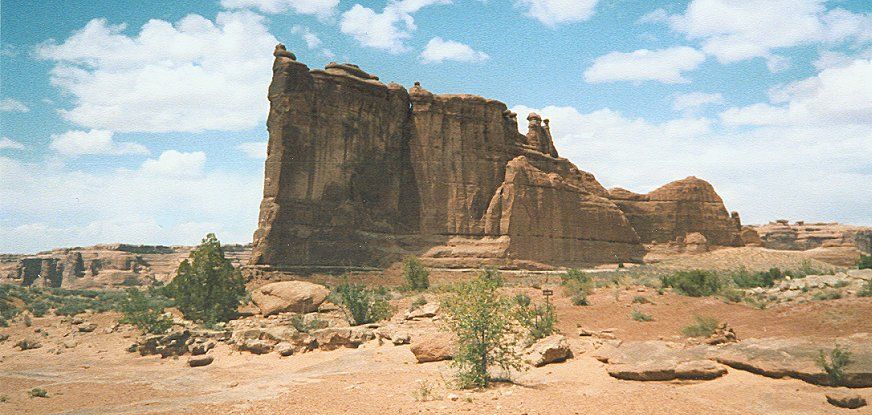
(28, 301, 49, 317)
(731, 267, 783, 288)
(119, 288, 173, 334)
(410, 296, 428, 310)
(817, 346, 852, 386)
(516, 300, 557, 340)
(632, 295, 652, 304)
(630, 308, 653, 322)
(403, 257, 430, 291)
(570, 293, 589, 306)
(164, 233, 247, 324)
(562, 268, 593, 305)
(681, 316, 719, 337)
(513, 293, 531, 307)
(332, 281, 392, 326)
(858, 255, 872, 270)
(290, 313, 328, 333)
(812, 290, 842, 301)
(441, 269, 523, 389)
(660, 270, 723, 297)
(29, 388, 48, 398)
(859, 280, 872, 297)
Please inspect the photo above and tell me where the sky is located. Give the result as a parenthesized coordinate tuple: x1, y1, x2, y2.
(1, 0, 871, 253)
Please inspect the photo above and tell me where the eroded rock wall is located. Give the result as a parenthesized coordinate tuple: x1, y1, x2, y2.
(608, 177, 743, 247)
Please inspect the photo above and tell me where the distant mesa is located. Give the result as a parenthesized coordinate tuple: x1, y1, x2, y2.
(247, 45, 755, 270)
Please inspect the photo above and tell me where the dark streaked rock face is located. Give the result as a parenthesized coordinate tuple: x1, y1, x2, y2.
(250, 48, 743, 269)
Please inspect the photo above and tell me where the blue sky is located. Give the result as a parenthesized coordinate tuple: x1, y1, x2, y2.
(1, 0, 871, 253)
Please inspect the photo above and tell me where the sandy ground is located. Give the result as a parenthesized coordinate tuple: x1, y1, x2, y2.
(2, 279, 871, 414)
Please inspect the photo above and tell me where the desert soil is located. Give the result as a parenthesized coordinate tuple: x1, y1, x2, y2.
(2, 272, 871, 414)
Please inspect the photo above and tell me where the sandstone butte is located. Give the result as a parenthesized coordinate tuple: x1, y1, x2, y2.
(249, 45, 745, 270)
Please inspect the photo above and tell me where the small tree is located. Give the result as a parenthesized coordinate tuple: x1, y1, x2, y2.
(403, 257, 430, 291)
(165, 233, 246, 324)
(442, 269, 523, 389)
(119, 288, 173, 334)
(859, 255, 872, 270)
(516, 299, 556, 340)
(817, 346, 852, 386)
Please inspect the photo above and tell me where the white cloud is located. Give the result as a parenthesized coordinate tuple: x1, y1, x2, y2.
(0, 137, 26, 150)
(140, 150, 206, 178)
(237, 141, 267, 159)
(220, 0, 338, 18)
(722, 59, 872, 126)
(516, 0, 598, 27)
(510, 103, 872, 225)
(765, 55, 791, 73)
(637, 8, 668, 25)
(36, 11, 278, 133)
(0, 154, 262, 252)
(672, 92, 725, 113)
(292, 25, 322, 49)
(813, 48, 872, 70)
(668, 0, 872, 67)
(49, 129, 149, 156)
(420, 37, 489, 64)
(584, 46, 706, 84)
(340, 0, 451, 53)
(0, 98, 29, 112)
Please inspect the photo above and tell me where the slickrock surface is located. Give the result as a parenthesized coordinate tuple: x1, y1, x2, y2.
(250, 47, 756, 270)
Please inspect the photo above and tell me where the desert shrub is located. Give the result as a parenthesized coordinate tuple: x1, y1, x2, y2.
(632, 295, 652, 304)
(817, 346, 852, 386)
(119, 288, 173, 334)
(290, 313, 328, 333)
(630, 308, 653, 322)
(403, 257, 430, 291)
(29, 388, 48, 398)
(570, 293, 589, 306)
(27, 301, 49, 317)
(441, 269, 523, 389)
(719, 288, 744, 303)
(660, 270, 723, 297)
(812, 290, 842, 301)
(731, 267, 783, 288)
(410, 296, 428, 310)
(23, 314, 32, 327)
(164, 233, 246, 324)
(479, 266, 504, 287)
(332, 281, 392, 326)
(681, 316, 719, 337)
(516, 300, 557, 340)
(514, 293, 531, 307)
(859, 280, 872, 297)
(412, 379, 438, 402)
(859, 255, 872, 270)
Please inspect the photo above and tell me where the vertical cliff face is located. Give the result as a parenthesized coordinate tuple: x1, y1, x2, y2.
(608, 177, 743, 247)
(251, 46, 743, 269)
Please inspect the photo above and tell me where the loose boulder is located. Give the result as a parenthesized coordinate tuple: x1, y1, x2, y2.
(826, 391, 867, 409)
(525, 334, 573, 367)
(188, 355, 214, 367)
(251, 281, 330, 316)
(410, 334, 454, 363)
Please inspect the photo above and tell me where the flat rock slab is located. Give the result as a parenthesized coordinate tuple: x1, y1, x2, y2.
(715, 334, 872, 387)
(826, 391, 867, 409)
(597, 340, 727, 382)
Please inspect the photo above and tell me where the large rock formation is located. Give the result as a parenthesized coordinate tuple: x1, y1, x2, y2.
(249, 46, 741, 269)
(249, 46, 645, 269)
(608, 177, 743, 247)
(749, 221, 872, 266)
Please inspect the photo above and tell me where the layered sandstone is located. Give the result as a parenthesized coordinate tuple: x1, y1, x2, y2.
(608, 177, 743, 247)
(250, 46, 645, 269)
(749, 221, 871, 266)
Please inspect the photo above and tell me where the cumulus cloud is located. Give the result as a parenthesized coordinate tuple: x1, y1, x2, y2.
(516, 0, 598, 26)
(0, 98, 29, 112)
(584, 46, 706, 84)
(0, 154, 262, 252)
(637, 8, 668, 25)
(420, 37, 489, 64)
(219, 0, 338, 18)
(0, 137, 26, 150)
(722, 59, 872, 126)
(49, 129, 149, 157)
(667, 0, 872, 67)
(340, 0, 451, 53)
(36, 11, 278, 133)
(237, 141, 268, 159)
(672, 92, 725, 113)
(140, 150, 206, 178)
(292, 25, 322, 49)
(518, 60, 872, 224)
